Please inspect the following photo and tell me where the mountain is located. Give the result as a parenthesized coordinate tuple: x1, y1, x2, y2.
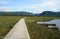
(39, 11, 60, 16)
(0, 12, 33, 16)
(0, 11, 60, 16)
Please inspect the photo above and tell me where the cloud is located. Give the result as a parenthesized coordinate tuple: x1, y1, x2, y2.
(0, 7, 22, 12)
(0, 0, 60, 13)
(0, 7, 14, 12)
(25, 0, 60, 13)
(41, 0, 59, 6)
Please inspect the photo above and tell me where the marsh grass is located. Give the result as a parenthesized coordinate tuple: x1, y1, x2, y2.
(0, 16, 20, 39)
(25, 16, 60, 39)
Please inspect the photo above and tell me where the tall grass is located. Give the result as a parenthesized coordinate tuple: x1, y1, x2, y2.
(0, 16, 20, 39)
(25, 16, 60, 39)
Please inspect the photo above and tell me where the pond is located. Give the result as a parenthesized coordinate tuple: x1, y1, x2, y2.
(37, 19, 60, 29)
(50, 19, 60, 29)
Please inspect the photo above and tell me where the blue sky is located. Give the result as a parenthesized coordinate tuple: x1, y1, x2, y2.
(0, 0, 60, 13)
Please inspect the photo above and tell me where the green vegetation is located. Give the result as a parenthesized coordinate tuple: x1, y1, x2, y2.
(0, 16, 60, 39)
(0, 16, 20, 39)
(25, 16, 60, 39)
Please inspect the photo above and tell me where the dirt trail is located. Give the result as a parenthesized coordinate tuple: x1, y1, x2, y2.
(3, 18, 30, 39)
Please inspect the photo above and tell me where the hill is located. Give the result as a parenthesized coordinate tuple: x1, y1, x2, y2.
(0, 11, 60, 16)
(39, 11, 60, 16)
(0, 12, 33, 16)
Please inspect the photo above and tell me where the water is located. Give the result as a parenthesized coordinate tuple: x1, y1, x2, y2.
(37, 19, 60, 29)
(50, 19, 60, 29)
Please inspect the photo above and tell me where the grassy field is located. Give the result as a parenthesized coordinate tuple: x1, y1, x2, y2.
(25, 16, 60, 39)
(0, 16, 60, 39)
(0, 16, 20, 39)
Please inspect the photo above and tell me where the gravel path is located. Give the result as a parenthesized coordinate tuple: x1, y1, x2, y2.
(3, 18, 30, 39)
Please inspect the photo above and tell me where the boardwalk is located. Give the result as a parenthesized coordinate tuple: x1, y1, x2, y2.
(3, 18, 30, 39)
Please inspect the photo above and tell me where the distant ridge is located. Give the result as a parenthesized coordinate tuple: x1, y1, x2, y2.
(0, 12, 33, 16)
(39, 11, 60, 16)
(34, 11, 60, 16)
(0, 11, 60, 16)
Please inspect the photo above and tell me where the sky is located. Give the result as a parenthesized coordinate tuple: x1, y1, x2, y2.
(0, 0, 60, 13)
